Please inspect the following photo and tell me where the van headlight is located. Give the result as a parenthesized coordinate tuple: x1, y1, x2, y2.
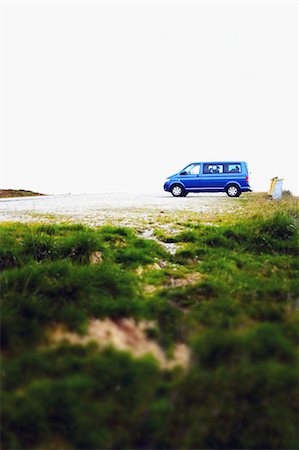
(165, 178, 170, 182)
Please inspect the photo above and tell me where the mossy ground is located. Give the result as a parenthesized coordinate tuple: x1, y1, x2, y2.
(1, 193, 299, 449)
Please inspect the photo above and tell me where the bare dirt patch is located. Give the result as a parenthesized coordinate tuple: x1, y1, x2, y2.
(144, 271, 203, 294)
(89, 251, 103, 264)
(49, 318, 190, 369)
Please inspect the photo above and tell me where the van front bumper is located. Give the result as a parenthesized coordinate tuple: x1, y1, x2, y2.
(164, 182, 171, 192)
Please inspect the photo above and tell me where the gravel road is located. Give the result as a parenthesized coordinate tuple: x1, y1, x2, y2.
(0, 192, 241, 227)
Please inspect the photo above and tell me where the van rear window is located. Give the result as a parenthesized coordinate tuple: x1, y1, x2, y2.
(225, 164, 241, 173)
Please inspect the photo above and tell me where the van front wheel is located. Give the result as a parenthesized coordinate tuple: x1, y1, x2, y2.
(171, 184, 185, 197)
(226, 184, 241, 197)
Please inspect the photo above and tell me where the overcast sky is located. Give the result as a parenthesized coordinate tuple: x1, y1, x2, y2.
(1, 0, 298, 195)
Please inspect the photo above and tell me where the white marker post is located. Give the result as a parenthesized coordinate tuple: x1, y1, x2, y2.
(268, 177, 284, 200)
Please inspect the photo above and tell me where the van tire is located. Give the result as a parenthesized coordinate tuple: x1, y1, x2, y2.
(171, 184, 185, 197)
(226, 184, 241, 197)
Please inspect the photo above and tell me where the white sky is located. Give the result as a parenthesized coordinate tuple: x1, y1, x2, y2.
(1, 0, 298, 195)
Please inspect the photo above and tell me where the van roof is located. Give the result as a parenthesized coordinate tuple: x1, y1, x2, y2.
(188, 161, 247, 165)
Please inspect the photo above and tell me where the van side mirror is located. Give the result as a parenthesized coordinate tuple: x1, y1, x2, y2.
(180, 171, 187, 175)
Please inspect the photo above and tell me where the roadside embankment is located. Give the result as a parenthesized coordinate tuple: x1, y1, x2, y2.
(1, 193, 298, 449)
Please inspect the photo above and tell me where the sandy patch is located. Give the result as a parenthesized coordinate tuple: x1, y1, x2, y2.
(89, 251, 103, 264)
(49, 318, 190, 370)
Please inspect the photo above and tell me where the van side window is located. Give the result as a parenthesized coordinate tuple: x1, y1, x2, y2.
(203, 164, 223, 174)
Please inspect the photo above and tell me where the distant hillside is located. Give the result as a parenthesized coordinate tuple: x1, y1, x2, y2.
(0, 189, 46, 198)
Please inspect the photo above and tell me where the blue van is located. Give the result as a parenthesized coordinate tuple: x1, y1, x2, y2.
(164, 161, 251, 197)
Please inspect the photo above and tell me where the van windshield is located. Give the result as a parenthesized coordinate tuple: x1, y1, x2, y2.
(181, 164, 200, 175)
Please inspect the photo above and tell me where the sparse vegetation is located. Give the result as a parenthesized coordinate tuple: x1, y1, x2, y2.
(0, 189, 45, 198)
(1, 194, 299, 449)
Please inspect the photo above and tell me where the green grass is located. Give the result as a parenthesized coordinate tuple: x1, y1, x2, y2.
(1, 195, 299, 449)
(1, 346, 161, 449)
(0, 224, 172, 353)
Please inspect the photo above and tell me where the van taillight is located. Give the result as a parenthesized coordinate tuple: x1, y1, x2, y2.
(246, 176, 249, 183)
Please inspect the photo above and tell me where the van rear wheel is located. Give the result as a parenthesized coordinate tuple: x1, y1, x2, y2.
(226, 184, 241, 197)
(171, 184, 185, 197)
